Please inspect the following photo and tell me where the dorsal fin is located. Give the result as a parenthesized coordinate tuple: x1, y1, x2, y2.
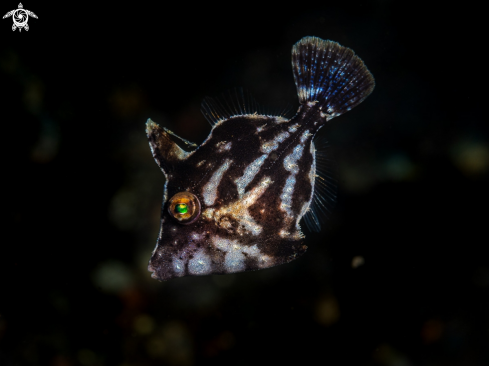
(146, 119, 196, 173)
(303, 137, 337, 232)
(163, 126, 198, 150)
(201, 88, 293, 126)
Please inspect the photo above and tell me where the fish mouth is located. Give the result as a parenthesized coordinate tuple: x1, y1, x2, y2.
(148, 262, 158, 279)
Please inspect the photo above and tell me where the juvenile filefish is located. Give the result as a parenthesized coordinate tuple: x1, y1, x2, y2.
(146, 36, 375, 281)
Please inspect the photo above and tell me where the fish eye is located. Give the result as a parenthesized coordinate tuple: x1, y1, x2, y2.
(168, 192, 201, 224)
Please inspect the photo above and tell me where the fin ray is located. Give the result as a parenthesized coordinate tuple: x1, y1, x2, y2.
(201, 88, 292, 126)
(303, 137, 337, 232)
(292, 36, 375, 118)
(145, 119, 195, 173)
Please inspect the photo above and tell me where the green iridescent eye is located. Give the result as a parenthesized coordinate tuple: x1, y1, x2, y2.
(168, 192, 201, 224)
(175, 203, 188, 214)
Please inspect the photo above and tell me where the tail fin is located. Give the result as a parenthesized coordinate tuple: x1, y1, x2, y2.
(292, 36, 375, 118)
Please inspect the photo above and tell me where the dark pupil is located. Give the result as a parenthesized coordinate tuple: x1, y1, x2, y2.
(175, 203, 188, 214)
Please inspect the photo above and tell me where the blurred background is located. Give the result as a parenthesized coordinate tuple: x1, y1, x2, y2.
(1, 1, 488, 365)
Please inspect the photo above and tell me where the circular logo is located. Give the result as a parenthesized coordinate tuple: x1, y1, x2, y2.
(12, 8, 27, 27)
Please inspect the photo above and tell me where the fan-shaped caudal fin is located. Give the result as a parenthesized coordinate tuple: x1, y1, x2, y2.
(292, 36, 375, 119)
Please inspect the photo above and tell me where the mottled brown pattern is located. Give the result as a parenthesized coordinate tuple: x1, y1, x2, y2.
(146, 36, 374, 281)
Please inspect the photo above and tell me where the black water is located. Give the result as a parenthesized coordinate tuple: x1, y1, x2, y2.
(1, 2, 487, 365)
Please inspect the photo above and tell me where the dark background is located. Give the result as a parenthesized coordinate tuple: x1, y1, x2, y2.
(1, 1, 488, 365)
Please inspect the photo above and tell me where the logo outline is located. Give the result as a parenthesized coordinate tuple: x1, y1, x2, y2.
(3, 3, 37, 32)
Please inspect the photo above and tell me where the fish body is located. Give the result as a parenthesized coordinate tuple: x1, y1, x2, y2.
(146, 37, 375, 281)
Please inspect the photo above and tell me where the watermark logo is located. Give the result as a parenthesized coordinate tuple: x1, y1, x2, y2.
(3, 3, 37, 31)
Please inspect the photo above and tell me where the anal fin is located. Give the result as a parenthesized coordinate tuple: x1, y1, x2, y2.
(303, 137, 337, 232)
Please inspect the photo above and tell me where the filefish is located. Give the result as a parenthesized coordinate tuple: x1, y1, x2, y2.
(146, 36, 375, 281)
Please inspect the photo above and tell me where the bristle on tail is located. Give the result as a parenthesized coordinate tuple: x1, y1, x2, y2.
(292, 36, 375, 118)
